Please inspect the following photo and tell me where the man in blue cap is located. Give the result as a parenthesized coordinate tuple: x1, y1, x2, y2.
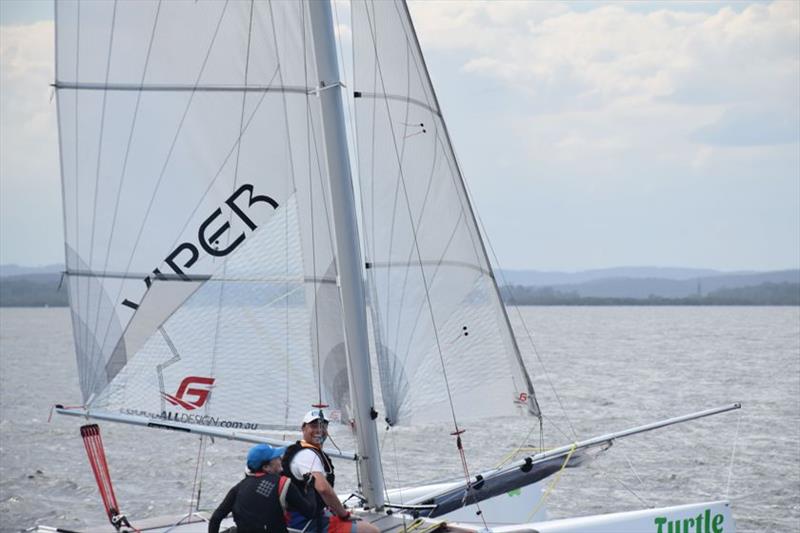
(208, 443, 315, 533)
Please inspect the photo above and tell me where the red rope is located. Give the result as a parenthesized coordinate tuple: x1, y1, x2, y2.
(81, 425, 119, 520)
(80, 425, 139, 532)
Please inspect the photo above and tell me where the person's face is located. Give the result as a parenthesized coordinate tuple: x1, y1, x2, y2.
(264, 456, 282, 474)
(302, 419, 328, 446)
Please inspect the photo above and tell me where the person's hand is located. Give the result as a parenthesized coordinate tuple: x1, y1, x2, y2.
(338, 509, 360, 521)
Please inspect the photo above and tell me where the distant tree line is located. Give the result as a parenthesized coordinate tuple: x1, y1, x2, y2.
(0, 274, 68, 307)
(2, 276, 798, 307)
(500, 282, 800, 306)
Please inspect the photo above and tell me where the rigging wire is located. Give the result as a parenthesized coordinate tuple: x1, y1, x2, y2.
(299, 0, 323, 409)
(84, 0, 118, 389)
(296, 0, 346, 418)
(361, 2, 488, 527)
(457, 152, 579, 443)
(71, 0, 84, 376)
(93, 0, 233, 382)
(188, 436, 208, 515)
(388, 430, 408, 529)
(204, 0, 255, 462)
(362, 0, 461, 445)
(724, 407, 743, 499)
(86, 0, 162, 396)
(599, 470, 652, 508)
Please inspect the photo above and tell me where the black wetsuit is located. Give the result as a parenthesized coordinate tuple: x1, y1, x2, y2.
(208, 472, 315, 533)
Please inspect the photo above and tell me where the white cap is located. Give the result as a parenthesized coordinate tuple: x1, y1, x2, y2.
(302, 409, 329, 425)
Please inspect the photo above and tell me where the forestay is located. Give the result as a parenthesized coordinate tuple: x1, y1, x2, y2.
(55, 0, 350, 431)
(351, 0, 541, 426)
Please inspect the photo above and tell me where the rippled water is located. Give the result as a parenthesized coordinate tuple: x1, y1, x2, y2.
(1, 307, 798, 532)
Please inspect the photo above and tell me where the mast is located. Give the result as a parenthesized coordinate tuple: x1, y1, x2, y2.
(307, 0, 385, 510)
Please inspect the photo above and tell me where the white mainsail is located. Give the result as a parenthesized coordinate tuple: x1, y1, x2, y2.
(56, 0, 351, 429)
(56, 0, 542, 438)
(351, 0, 540, 427)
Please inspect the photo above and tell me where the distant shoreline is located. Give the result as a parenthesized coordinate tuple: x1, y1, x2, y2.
(1, 302, 798, 308)
(1, 269, 798, 307)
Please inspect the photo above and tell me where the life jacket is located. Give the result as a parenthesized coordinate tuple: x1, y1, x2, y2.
(228, 472, 293, 533)
(282, 440, 335, 488)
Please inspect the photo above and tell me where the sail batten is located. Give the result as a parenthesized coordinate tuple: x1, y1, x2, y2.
(55, 81, 318, 94)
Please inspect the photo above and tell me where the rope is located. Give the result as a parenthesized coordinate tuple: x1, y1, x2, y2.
(725, 407, 743, 499)
(188, 436, 207, 515)
(80, 424, 140, 532)
(599, 471, 652, 507)
(525, 443, 578, 522)
(404, 518, 445, 533)
(494, 447, 552, 470)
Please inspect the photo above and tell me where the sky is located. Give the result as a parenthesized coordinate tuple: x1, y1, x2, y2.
(0, 0, 798, 271)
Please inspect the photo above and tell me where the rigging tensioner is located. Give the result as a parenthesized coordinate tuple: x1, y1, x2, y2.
(80, 424, 138, 532)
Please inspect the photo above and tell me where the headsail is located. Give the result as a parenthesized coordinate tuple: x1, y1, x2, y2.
(56, 0, 349, 430)
(351, 0, 540, 426)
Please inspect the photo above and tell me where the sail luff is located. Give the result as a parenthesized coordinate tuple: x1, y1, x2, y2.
(54, 0, 83, 401)
(307, 0, 385, 510)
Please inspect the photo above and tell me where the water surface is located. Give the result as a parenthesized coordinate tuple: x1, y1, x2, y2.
(1, 306, 798, 532)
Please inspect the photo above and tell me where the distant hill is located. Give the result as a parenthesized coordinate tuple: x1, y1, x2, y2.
(0, 264, 64, 277)
(548, 270, 799, 299)
(1, 264, 798, 307)
(498, 267, 729, 286)
(0, 273, 67, 307)
(503, 282, 800, 306)
(499, 268, 799, 299)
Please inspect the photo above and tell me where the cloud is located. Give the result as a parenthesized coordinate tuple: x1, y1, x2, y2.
(410, 1, 799, 120)
(0, 20, 61, 265)
(1, 20, 56, 180)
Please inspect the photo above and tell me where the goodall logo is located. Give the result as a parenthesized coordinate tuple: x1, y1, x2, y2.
(162, 376, 215, 410)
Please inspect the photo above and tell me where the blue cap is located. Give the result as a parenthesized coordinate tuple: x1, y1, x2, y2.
(246, 443, 286, 471)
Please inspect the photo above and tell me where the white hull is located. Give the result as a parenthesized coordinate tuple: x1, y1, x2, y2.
(31, 499, 734, 533)
(520, 501, 735, 533)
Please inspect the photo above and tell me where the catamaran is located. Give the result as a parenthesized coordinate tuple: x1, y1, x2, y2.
(41, 0, 739, 531)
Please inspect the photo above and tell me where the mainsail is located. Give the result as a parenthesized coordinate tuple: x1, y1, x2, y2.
(55, 0, 350, 430)
(54, 0, 540, 453)
(351, 0, 540, 426)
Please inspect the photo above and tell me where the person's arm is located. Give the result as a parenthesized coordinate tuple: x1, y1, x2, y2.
(309, 472, 349, 519)
(285, 478, 317, 518)
(208, 485, 237, 533)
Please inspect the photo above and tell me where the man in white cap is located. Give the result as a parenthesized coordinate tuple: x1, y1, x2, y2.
(282, 409, 378, 533)
(208, 443, 315, 533)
